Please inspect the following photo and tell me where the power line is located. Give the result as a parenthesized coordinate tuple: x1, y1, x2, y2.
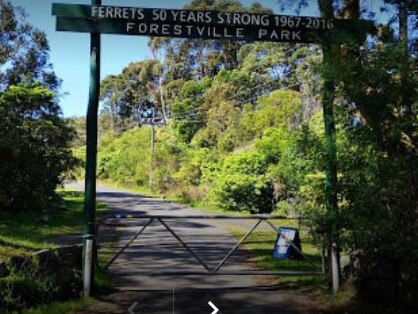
(172, 120, 205, 123)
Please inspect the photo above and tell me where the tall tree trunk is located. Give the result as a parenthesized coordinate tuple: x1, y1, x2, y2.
(398, 1, 412, 116)
(399, 1, 408, 46)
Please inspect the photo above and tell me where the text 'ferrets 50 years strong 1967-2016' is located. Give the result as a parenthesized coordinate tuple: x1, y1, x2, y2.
(52, 4, 360, 43)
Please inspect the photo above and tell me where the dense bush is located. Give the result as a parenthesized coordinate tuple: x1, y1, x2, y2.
(0, 257, 81, 312)
(0, 84, 76, 211)
(97, 127, 151, 185)
(211, 152, 276, 213)
(212, 174, 276, 213)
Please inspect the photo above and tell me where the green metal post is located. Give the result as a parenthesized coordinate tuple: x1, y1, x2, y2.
(83, 0, 101, 297)
(320, 0, 341, 294)
(322, 49, 341, 293)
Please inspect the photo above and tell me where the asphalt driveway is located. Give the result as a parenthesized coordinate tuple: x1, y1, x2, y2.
(68, 182, 314, 314)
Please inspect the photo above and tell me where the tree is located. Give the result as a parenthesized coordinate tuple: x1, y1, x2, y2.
(100, 60, 162, 133)
(334, 0, 418, 258)
(149, 0, 273, 81)
(0, 0, 59, 91)
(0, 84, 76, 211)
(211, 151, 276, 213)
(278, 0, 418, 262)
(0, 2, 75, 211)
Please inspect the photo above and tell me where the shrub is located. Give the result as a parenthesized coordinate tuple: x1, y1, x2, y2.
(211, 151, 276, 213)
(0, 84, 76, 211)
(212, 173, 275, 213)
(0, 256, 81, 312)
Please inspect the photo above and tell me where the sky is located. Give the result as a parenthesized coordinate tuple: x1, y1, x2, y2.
(11, 0, 315, 117)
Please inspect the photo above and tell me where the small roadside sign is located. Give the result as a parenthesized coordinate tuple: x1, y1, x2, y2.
(273, 227, 302, 260)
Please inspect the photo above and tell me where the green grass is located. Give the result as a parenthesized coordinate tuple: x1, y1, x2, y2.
(95, 231, 120, 290)
(179, 199, 256, 216)
(20, 297, 93, 314)
(228, 218, 326, 288)
(174, 197, 326, 287)
(0, 190, 107, 260)
(0, 190, 113, 313)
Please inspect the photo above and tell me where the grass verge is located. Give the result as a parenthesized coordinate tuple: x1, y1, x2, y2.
(227, 218, 326, 289)
(0, 190, 107, 260)
(0, 190, 112, 313)
(21, 297, 93, 314)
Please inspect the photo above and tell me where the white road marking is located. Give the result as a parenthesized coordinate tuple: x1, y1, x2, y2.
(208, 301, 219, 314)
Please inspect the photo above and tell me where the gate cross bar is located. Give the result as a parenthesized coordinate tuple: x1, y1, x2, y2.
(98, 214, 324, 276)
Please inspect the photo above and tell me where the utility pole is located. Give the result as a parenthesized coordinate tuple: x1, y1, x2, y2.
(83, 0, 101, 297)
(150, 121, 155, 153)
(149, 112, 155, 187)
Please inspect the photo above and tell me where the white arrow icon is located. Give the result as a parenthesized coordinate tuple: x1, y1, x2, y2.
(208, 301, 219, 314)
(127, 301, 138, 314)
